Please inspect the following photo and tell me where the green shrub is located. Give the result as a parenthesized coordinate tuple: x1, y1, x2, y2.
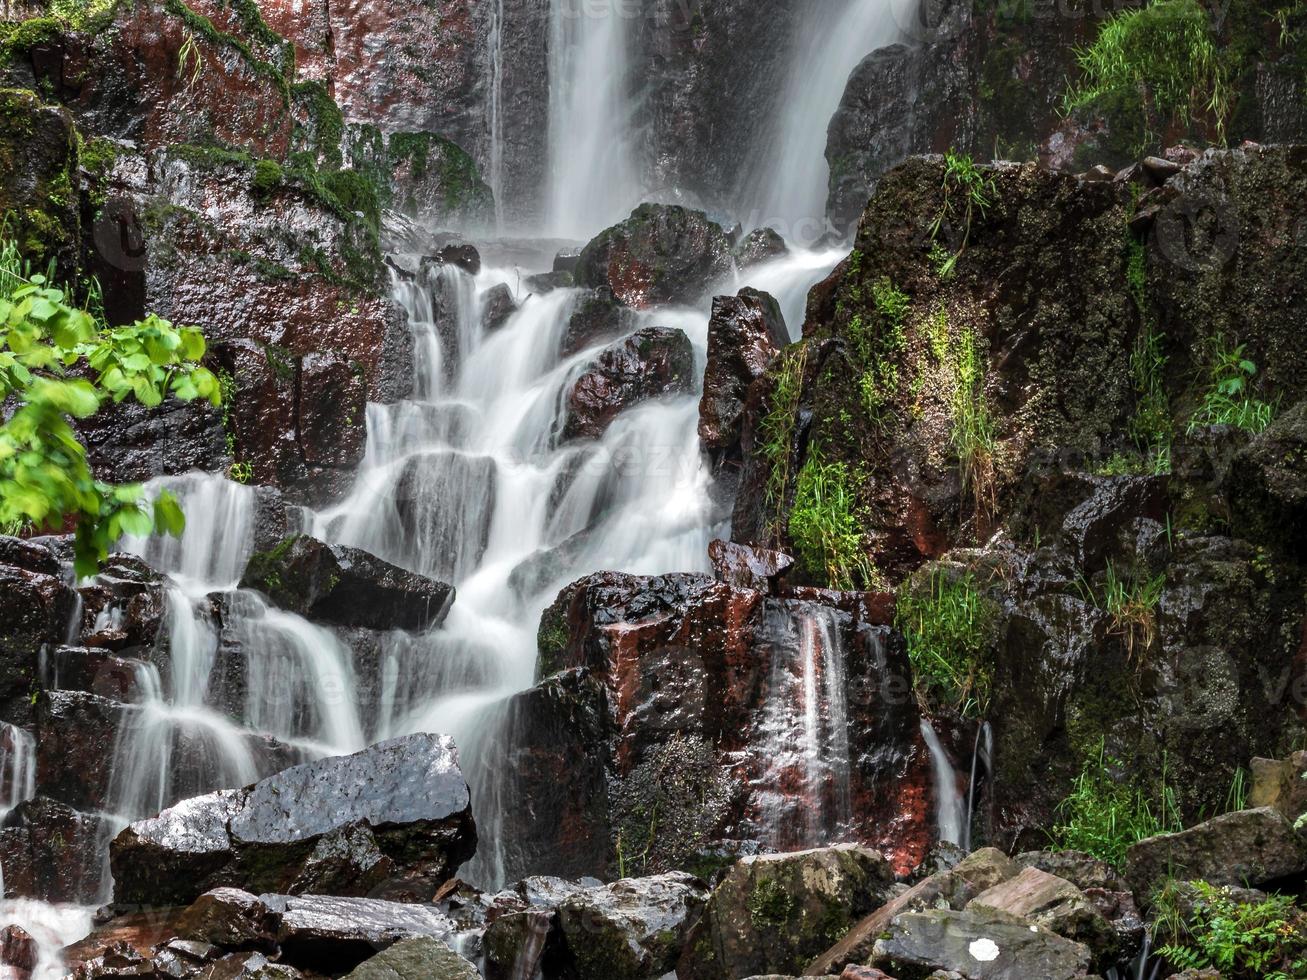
(1156, 881, 1307, 979)
(1063, 0, 1233, 148)
(896, 570, 995, 716)
(788, 450, 869, 591)
(1052, 739, 1181, 866)
(1188, 341, 1276, 433)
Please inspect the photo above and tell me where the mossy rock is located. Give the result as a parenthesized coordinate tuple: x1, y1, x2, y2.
(0, 87, 79, 280)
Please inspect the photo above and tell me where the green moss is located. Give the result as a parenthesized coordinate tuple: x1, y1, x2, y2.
(748, 875, 796, 930)
(161, 0, 291, 104)
(0, 18, 64, 66)
(291, 80, 345, 168)
(251, 158, 283, 198)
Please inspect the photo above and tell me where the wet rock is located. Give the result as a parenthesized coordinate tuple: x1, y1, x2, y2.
(481, 909, 558, 980)
(1125, 807, 1307, 898)
(77, 552, 166, 651)
(553, 246, 583, 273)
(34, 690, 125, 810)
(350, 131, 493, 230)
(480, 283, 518, 334)
(574, 204, 733, 309)
(968, 867, 1116, 962)
(1058, 476, 1167, 574)
(561, 326, 696, 442)
(560, 288, 636, 357)
(175, 888, 280, 954)
(556, 872, 709, 980)
(241, 536, 454, 632)
(111, 734, 476, 906)
(0, 88, 79, 280)
(0, 554, 76, 724)
(299, 352, 368, 469)
(733, 228, 789, 270)
(708, 540, 794, 593)
(0, 796, 114, 903)
(677, 845, 895, 980)
(266, 893, 457, 974)
(0, 924, 38, 980)
(1227, 400, 1307, 550)
(1014, 851, 1128, 894)
(525, 270, 573, 294)
(809, 848, 1020, 975)
(871, 906, 1092, 979)
(391, 450, 498, 583)
(341, 936, 478, 979)
(699, 288, 789, 459)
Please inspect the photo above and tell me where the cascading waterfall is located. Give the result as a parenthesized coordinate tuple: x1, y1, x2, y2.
(963, 720, 993, 852)
(0, 723, 35, 819)
(920, 718, 966, 847)
(488, 0, 506, 233)
(546, 0, 642, 237)
(754, 604, 854, 850)
(741, 0, 901, 237)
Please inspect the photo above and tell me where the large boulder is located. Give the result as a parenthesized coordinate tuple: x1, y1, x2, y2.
(698, 288, 790, 460)
(1125, 807, 1307, 899)
(1249, 752, 1307, 820)
(870, 906, 1092, 980)
(574, 204, 734, 309)
(967, 866, 1117, 963)
(561, 327, 696, 442)
(342, 936, 478, 980)
(0, 797, 113, 903)
(556, 872, 709, 980)
(677, 845, 895, 980)
(240, 535, 454, 632)
(0, 88, 79, 279)
(110, 734, 476, 906)
(0, 540, 76, 724)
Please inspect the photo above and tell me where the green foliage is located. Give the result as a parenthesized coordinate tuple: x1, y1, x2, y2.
(1052, 739, 1181, 866)
(1063, 0, 1233, 149)
(896, 570, 995, 716)
(1081, 562, 1166, 664)
(788, 450, 870, 591)
(1188, 341, 1276, 433)
(251, 159, 283, 198)
(1157, 881, 1307, 979)
(948, 321, 996, 517)
(0, 235, 215, 576)
(1125, 236, 1173, 459)
(760, 345, 807, 523)
(929, 152, 996, 278)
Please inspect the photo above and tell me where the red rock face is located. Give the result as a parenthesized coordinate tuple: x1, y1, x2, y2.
(257, 0, 335, 84)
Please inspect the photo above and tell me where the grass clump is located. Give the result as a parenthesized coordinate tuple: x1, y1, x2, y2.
(1062, 0, 1233, 149)
(929, 151, 996, 278)
(759, 345, 807, 523)
(1188, 341, 1276, 434)
(1052, 739, 1182, 866)
(896, 569, 995, 717)
(788, 450, 870, 591)
(1155, 881, 1307, 979)
(1081, 562, 1167, 664)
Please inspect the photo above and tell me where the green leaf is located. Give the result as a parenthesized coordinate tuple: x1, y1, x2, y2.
(153, 492, 186, 537)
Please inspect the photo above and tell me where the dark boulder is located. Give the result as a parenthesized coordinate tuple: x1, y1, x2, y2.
(175, 888, 280, 954)
(0, 551, 76, 724)
(574, 204, 733, 309)
(732, 228, 789, 269)
(560, 288, 636, 358)
(299, 352, 369, 470)
(0, 796, 114, 903)
(265, 893, 457, 974)
(707, 539, 794, 593)
(1227, 400, 1307, 550)
(240, 536, 454, 632)
(0, 925, 37, 980)
(391, 450, 498, 583)
(110, 734, 476, 906)
(698, 288, 789, 458)
(480, 283, 518, 334)
(677, 846, 895, 980)
(34, 690, 126, 811)
(525, 270, 573, 294)
(561, 327, 696, 442)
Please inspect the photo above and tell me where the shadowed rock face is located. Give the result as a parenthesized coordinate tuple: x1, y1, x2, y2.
(110, 734, 476, 906)
(561, 327, 696, 442)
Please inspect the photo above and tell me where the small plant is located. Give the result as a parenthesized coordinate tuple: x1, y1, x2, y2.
(228, 461, 253, 485)
(1087, 563, 1167, 664)
(1188, 342, 1276, 434)
(759, 346, 807, 524)
(897, 570, 995, 716)
(1052, 739, 1182, 866)
(1156, 881, 1307, 979)
(929, 152, 996, 278)
(846, 278, 910, 422)
(1062, 0, 1234, 149)
(949, 323, 997, 519)
(177, 28, 204, 90)
(788, 450, 870, 591)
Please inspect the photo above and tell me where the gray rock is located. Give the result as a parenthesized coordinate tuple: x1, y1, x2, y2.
(341, 936, 478, 979)
(268, 894, 457, 974)
(111, 734, 476, 906)
(967, 866, 1116, 962)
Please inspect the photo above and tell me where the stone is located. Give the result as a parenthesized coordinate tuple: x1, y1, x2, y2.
(525, 270, 573, 294)
(1249, 752, 1307, 820)
(1227, 400, 1307, 551)
(677, 845, 896, 980)
(0, 925, 38, 980)
(1014, 851, 1128, 893)
(299, 352, 368, 469)
(574, 204, 734, 309)
(0, 89, 80, 280)
(481, 283, 518, 334)
(560, 288, 636, 357)
(967, 867, 1116, 961)
(110, 734, 476, 906)
(871, 906, 1092, 980)
(556, 872, 709, 980)
(267, 894, 456, 974)
(34, 690, 126, 811)
(698, 288, 790, 457)
(733, 228, 790, 269)
(0, 797, 113, 903)
(561, 327, 696, 442)
(0, 554, 76, 724)
(241, 536, 454, 632)
(341, 936, 478, 979)
(175, 888, 280, 953)
(1125, 807, 1307, 898)
(707, 540, 794, 593)
(808, 848, 1020, 975)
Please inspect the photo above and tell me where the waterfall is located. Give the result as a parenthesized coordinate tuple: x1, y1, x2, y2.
(964, 720, 993, 852)
(741, 0, 901, 238)
(753, 603, 854, 850)
(0, 722, 35, 819)
(489, 0, 506, 233)
(920, 718, 966, 848)
(546, 0, 642, 238)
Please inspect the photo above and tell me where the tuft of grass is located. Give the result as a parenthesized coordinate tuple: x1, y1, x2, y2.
(1080, 562, 1166, 665)
(1052, 739, 1182, 866)
(788, 450, 870, 591)
(929, 151, 996, 278)
(896, 570, 995, 717)
(760, 345, 807, 525)
(846, 277, 910, 422)
(949, 322, 997, 520)
(1062, 0, 1234, 149)
(1188, 341, 1277, 434)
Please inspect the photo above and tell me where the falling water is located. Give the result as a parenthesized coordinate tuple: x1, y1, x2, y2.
(0, 723, 35, 819)
(754, 604, 854, 849)
(920, 718, 966, 848)
(488, 0, 506, 233)
(741, 0, 901, 237)
(963, 720, 993, 852)
(546, 0, 642, 237)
